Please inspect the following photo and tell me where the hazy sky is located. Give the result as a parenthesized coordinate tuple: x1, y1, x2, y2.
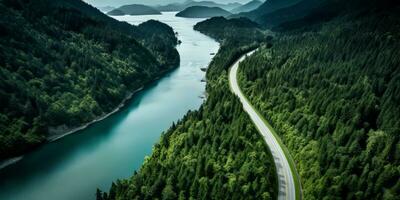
(83, 0, 253, 7)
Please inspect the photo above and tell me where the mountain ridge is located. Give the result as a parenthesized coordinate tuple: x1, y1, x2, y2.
(107, 4, 161, 16)
(176, 6, 232, 18)
(155, 0, 242, 12)
(231, 0, 262, 14)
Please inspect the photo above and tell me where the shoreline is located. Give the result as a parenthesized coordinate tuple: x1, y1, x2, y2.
(48, 86, 144, 142)
(0, 65, 179, 171)
(0, 86, 144, 171)
(0, 156, 23, 170)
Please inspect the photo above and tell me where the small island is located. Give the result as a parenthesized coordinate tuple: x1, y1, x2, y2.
(176, 6, 232, 18)
(107, 4, 161, 16)
(107, 9, 125, 16)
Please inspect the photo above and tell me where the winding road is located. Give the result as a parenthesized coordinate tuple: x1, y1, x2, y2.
(229, 50, 300, 200)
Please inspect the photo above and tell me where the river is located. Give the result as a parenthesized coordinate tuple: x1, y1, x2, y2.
(0, 12, 219, 200)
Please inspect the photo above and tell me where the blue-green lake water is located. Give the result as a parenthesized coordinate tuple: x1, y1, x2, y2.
(0, 12, 219, 200)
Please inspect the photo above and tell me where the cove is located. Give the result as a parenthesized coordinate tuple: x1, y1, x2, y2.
(0, 12, 219, 200)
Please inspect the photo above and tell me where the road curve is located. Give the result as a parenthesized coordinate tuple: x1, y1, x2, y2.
(229, 50, 297, 200)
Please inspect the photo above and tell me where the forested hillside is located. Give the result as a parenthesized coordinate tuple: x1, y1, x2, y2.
(194, 17, 265, 43)
(107, 4, 161, 16)
(237, 3, 400, 200)
(0, 0, 179, 159)
(98, 0, 399, 199)
(97, 41, 280, 200)
(231, 0, 301, 22)
(231, 0, 263, 14)
(155, 1, 241, 12)
(176, 6, 232, 18)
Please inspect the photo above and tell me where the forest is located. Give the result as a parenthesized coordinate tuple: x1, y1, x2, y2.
(194, 16, 265, 44)
(0, 0, 179, 159)
(100, 0, 399, 199)
(237, 4, 400, 200)
(96, 40, 280, 199)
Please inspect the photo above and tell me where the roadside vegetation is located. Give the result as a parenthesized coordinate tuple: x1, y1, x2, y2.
(238, 5, 400, 199)
(97, 37, 280, 199)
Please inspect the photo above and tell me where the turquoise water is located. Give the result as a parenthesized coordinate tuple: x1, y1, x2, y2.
(0, 12, 219, 200)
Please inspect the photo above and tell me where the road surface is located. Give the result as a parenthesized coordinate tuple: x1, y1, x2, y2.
(229, 50, 298, 200)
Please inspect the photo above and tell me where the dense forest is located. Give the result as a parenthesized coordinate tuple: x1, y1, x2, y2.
(100, 0, 399, 199)
(194, 17, 266, 44)
(97, 40, 280, 199)
(0, 0, 179, 159)
(237, 3, 400, 200)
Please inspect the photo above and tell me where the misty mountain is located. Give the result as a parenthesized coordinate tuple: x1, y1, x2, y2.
(255, 0, 324, 28)
(231, 0, 301, 20)
(98, 6, 115, 12)
(238, 0, 390, 30)
(231, 0, 262, 13)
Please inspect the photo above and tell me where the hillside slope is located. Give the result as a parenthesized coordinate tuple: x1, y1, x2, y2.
(99, 0, 399, 199)
(0, 0, 179, 160)
(231, 0, 262, 14)
(97, 43, 279, 200)
(237, 2, 400, 199)
(194, 17, 264, 43)
(176, 6, 231, 18)
(231, 0, 301, 21)
(107, 4, 161, 16)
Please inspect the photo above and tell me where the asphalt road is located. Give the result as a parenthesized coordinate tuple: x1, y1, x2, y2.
(229, 50, 297, 200)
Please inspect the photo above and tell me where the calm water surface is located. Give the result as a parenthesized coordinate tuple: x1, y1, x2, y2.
(0, 12, 219, 200)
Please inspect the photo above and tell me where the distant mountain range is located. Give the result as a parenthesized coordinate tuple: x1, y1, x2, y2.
(107, 4, 161, 16)
(231, 0, 262, 13)
(102, 0, 274, 17)
(98, 6, 115, 13)
(231, 0, 302, 21)
(176, 6, 232, 18)
(155, 0, 242, 12)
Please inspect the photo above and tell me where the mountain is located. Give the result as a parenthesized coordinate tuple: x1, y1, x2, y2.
(98, 6, 115, 13)
(107, 9, 125, 16)
(107, 4, 161, 16)
(194, 17, 263, 42)
(231, 0, 302, 21)
(231, 0, 263, 13)
(237, 0, 395, 30)
(0, 0, 178, 160)
(254, 0, 323, 28)
(155, 0, 242, 12)
(176, 6, 232, 18)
